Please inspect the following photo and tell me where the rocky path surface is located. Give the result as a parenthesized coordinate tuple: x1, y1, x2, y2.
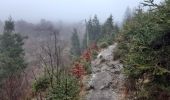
(85, 43, 125, 100)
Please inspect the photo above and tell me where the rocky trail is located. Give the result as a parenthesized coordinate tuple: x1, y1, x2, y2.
(84, 43, 125, 100)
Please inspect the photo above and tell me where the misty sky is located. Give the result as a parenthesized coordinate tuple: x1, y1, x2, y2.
(0, 0, 162, 23)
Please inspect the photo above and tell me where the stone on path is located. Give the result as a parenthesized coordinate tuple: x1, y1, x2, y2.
(85, 43, 125, 100)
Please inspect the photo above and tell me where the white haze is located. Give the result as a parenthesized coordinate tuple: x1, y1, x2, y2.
(0, 0, 162, 23)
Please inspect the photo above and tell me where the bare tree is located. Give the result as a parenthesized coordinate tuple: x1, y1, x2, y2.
(36, 29, 67, 88)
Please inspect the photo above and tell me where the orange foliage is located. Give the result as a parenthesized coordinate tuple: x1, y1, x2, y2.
(71, 43, 100, 98)
(71, 43, 99, 79)
(82, 49, 91, 62)
(71, 63, 86, 79)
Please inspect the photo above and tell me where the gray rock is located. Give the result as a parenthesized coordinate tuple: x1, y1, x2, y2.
(101, 64, 110, 72)
(85, 43, 125, 100)
(87, 90, 117, 100)
(89, 72, 112, 90)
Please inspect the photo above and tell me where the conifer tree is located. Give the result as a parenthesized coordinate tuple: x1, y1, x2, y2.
(123, 7, 133, 23)
(0, 17, 26, 79)
(86, 18, 93, 43)
(92, 15, 101, 41)
(71, 28, 81, 57)
(84, 15, 101, 46)
(102, 15, 114, 35)
(82, 32, 88, 51)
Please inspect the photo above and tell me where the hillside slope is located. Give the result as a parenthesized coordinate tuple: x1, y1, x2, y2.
(84, 43, 125, 100)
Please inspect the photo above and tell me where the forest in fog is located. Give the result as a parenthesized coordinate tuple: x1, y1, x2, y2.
(0, 0, 170, 100)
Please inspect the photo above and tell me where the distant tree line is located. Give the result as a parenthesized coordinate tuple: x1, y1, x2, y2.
(71, 15, 120, 57)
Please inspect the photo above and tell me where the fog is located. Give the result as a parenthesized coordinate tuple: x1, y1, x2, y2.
(0, 0, 167, 99)
(0, 0, 163, 67)
(0, 0, 162, 23)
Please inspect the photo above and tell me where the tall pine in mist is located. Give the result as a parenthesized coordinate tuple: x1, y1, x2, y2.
(82, 32, 88, 51)
(92, 15, 101, 41)
(0, 17, 26, 79)
(86, 18, 93, 43)
(82, 15, 101, 50)
(71, 28, 81, 57)
(102, 15, 114, 35)
(123, 7, 133, 23)
(82, 18, 93, 50)
(87, 15, 101, 43)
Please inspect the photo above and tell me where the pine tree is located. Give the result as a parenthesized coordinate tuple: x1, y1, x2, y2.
(81, 19, 90, 51)
(0, 17, 26, 79)
(92, 15, 101, 41)
(82, 32, 88, 51)
(87, 18, 93, 43)
(84, 15, 101, 46)
(123, 7, 133, 23)
(71, 28, 81, 57)
(114, 23, 119, 33)
(102, 15, 114, 35)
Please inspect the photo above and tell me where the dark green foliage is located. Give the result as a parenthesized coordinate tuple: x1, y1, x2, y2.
(97, 15, 118, 48)
(86, 15, 101, 43)
(82, 15, 101, 50)
(32, 71, 80, 100)
(82, 33, 88, 50)
(98, 34, 113, 45)
(102, 15, 114, 35)
(0, 18, 26, 80)
(99, 42, 109, 48)
(32, 76, 50, 92)
(92, 15, 101, 41)
(117, 0, 170, 99)
(47, 74, 80, 100)
(71, 28, 81, 57)
(3, 17, 14, 33)
(86, 18, 93, 43)
(82, 15, 118, 51)
(123, 7, 133, 26)
(97, 34, 114, 49)
(0, 17, 26, 100)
